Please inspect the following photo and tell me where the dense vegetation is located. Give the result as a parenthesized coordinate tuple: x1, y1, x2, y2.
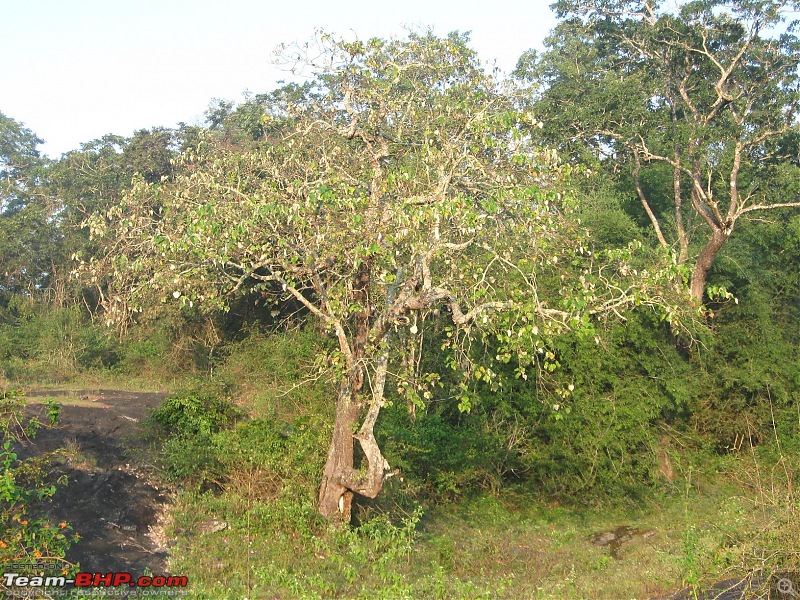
(2, 0, 800, 596)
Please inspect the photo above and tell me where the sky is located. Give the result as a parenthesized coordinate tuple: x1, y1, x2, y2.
(1, 0, 558, 158)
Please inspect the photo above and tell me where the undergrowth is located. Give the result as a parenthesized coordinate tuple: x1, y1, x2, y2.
(145, 328, 800, 598)
(0, 387, 78, 581)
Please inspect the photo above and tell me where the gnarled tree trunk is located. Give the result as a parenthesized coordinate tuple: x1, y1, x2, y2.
(317, 317, 393, 524)
(317, 370, 393, 523)
(318, 379, 361, 524)
(689, 227, 729, 302)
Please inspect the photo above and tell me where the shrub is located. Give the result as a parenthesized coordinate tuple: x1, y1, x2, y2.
(379, 407, 511, 502)
(150, 388, 243, 437)
(0, 388, 77, 573)
(0, 301, 121, 382)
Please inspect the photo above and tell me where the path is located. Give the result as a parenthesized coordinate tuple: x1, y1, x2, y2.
(21, 389, 171, 574)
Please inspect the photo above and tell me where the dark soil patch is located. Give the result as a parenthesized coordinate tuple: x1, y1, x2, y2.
(18, 389, 172, 574)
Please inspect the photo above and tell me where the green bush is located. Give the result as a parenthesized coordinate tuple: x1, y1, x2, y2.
(689, 286, 800, 451)
(213, 417, 328, 482)
(149, 382, 331, 494)
(150, 388, 243, 437)
(378, 311, 692, 504)
(515, 312, 691, 499)
(212, 325, 335, 418)
(159, 432, 221, 483)
(148, 387, 244, 484)
(0, 388, 77, 572)
(0, 301, 121, 382)
(379, 407, 511, 502)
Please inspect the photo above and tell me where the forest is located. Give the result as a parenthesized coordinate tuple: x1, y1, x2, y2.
(2, 0, 800, 597)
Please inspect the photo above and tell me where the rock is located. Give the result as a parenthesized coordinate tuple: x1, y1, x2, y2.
(196, 519, 228, 534)
(590, 530, 620, 546)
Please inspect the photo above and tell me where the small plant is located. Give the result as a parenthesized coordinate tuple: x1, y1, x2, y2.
(149, 387, 243, 436)
(680, 526, 703, 596)
(0, 388, 77, 577)
(148, 387, 247, 485)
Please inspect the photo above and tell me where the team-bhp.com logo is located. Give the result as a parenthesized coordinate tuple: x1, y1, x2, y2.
(3, 571, 188, 591)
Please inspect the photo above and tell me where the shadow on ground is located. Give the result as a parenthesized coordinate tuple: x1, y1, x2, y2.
(19, 390, 171, 575)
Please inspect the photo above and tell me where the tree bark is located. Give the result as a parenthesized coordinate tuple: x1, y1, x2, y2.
(317, 260, 394, 524)
(318, 379, 361, 524)
(633, 151, 668, 248)
(317, 373, 393, 523)
(689, 227, 728, 302)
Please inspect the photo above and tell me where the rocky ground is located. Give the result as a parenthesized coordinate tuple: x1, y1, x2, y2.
(21, 390, 172, 575)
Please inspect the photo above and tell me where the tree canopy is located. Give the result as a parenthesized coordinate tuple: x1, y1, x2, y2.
(80, 31, 689, 521)
(0, 112, 57, 296)
(518, 0, 800, 300)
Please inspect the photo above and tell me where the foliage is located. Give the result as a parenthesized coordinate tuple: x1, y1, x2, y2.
(82, 30, 692, 520)
(0, 300, 121, 382)
(210, 325, 336, 420)
(379, 406, 512, 501)
(688, 216, 800, 450)
(0, 294, 240, 384)
(204, 83, 314, 146)
(521, 0, 800, 300)
(0, 112, 60, 297)
(383, 310, 694, 502)
(523, 312, 691, 498)
(0, 388, 77, 575)
(148, 386, 245, 483)
(150, 388, 243, 437)
(150, 384, 330, 501)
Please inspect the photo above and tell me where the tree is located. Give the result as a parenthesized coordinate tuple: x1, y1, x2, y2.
(1, 112, 42, 214)
(519, 0, 800, 301)
(82, 32, 688, 522)
(1, 117, 183, 302)
(0, 112, 59, 297)
(204, 83, 317, 146)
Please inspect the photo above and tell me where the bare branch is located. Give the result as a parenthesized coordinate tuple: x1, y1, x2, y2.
(633, 150, 669, 247)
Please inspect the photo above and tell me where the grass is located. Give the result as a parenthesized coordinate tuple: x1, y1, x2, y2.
(140, 329, 800, 599)
(155, 398, 800, 599)
(19, 370, 186, 393)
(162, 461, 796, 599)
(9, 325, 799, 598)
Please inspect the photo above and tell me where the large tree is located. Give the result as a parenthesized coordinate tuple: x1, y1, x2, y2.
(82, 32, 687, 522)
(520, 0, 800, 301)
(0, 111, 59, 297)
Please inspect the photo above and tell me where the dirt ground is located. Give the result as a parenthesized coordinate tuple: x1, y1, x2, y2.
(20, 389, 172, 575)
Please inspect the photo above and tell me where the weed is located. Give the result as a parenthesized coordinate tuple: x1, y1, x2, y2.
(680, 526, 703, 594)
(0, 388, 78, 578)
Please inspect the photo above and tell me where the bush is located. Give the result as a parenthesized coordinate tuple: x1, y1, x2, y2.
(150, 388, 243, 437)
(0, 388, 77, 573)
(212, 325, 335, 419)
(0, 301, 121, 382)
(148, 387, 243, 484)
(514, 312, 691, 500)
(689, 286, 800, 451)
(379, 407, 512, 502)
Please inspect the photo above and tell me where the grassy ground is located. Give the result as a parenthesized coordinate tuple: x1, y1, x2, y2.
(9, 327, 799, 598)
(160, 456, 799, 599)
(159, 458, 791, 599)
(151, 330, 800, 599)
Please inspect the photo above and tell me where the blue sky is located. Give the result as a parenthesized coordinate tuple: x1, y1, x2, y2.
(2, 0, 558, 157)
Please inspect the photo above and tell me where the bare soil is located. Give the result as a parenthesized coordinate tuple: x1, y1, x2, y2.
(19, 389, 172, 574)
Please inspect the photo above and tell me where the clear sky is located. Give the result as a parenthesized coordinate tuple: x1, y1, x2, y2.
(1, 0, 558, 157)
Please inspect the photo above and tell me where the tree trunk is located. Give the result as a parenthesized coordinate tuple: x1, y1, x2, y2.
(318, 379, 361, 524)
(317, 345, 393, 524)
(318, 263, 393, 524)
(689, 228, 728, 302)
